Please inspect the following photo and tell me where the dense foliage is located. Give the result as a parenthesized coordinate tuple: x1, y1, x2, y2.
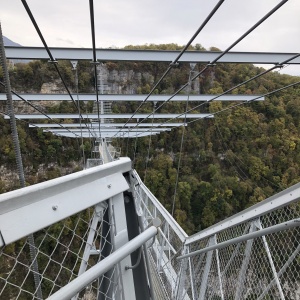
(1, 44, 300, 235)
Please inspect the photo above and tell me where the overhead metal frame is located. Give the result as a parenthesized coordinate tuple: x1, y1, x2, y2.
(53, 132, 161, 138)
(29, 122, 185, 128)
(5, 46, 300, 64)
(4, 113, 213, 119)
(0, 93, 265, 102)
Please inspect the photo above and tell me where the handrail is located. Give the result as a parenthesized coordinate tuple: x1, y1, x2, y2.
(47, 224, 160, 300)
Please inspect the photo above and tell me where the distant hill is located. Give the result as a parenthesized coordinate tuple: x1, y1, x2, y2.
(3, 36, 21, 47)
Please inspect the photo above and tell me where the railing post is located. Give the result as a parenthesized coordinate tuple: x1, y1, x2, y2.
(198, 236, 215, 300)
(108, 192, 136, 300)
(175, 245, 190, 300)
(234, 221, 256, 300)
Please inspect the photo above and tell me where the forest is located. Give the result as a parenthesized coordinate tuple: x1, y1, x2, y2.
(1, 43, 300, 234)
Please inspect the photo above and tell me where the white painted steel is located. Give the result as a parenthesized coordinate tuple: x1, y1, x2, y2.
(0, 93, 265, 102)
(5, 46, 300, 64)
(29, 122, 185, 128)
(4, 113, 213, 119)
(0, 158, 131, 246)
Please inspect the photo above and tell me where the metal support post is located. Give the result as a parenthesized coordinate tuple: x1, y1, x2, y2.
(187, 247, 196, 300)
(214, 235, 224, 300)
(198, 236, 215, 300)
(234, 222, 256, 300)
(109, 193, 136, 300)
(175, 246, 189, 300)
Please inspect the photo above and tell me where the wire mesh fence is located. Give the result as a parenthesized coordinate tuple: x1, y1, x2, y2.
(132, 170, 188, 300)
(132, 170, 300, 300)
(1, 167, 299, 300)
(0, 201, 122, 300)
(183, 201, 300, 300)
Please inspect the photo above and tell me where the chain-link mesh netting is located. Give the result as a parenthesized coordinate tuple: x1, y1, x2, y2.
(133, 169, 299, 300)
(0, 202, 122, 299)
(133, 175, 187, 300)
(184, 201, 300, 300)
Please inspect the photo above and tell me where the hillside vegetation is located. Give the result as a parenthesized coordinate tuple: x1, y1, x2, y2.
(1, 44, 300, 234)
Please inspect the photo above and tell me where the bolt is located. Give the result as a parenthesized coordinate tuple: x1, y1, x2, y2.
(52, 205, 58, 211)
(107, 184, 112, 189)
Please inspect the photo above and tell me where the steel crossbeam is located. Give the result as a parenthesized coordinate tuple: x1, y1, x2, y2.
(5, 46, 300, 64)
(29, 122, 185, 128)
(0, 93, 265, 102)
(4, 113, 213, 119)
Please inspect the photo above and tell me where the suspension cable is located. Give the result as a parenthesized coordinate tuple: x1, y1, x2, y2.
(20, 0, 94, 138)
(0, 22, 43, 300)
(171, 69, 193, 217)
(112, 0, 226, 138)
(136, 51, 300, 137)
(72, 62, 86, 169)
(89, 0, 102, 143)
(0, 82, 81, 138)
(144, 104, 157, 182)
(131, 0, 289, 135)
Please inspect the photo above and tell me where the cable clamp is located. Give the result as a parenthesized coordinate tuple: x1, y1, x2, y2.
(48, 59, 58, 64)
(275, 63, 284, 69)
(90, 60, 101, 65)
(207, 63, 216, 67)
(169, 62, 179, 68)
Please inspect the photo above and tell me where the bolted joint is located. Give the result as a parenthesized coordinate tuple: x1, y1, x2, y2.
(169, 62, 179, 68)
(48, 59, 58, 64)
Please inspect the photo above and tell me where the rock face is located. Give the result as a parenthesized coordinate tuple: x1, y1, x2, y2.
(40, 80, 66, 94)
(97, 64, 155, 94)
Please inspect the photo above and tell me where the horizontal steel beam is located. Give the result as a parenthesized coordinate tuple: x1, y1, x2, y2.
(45, 128, 170, 132)
(4, 113, 213, 119)
(185, 181, 300, 245)
(5, 46, 300, 64)
(43, 128, 172, 136)
(0, 93, 264, 102)
(29, 123, 185, 128)
(53, 132, 159, 138)
(0, 158, 131, 246)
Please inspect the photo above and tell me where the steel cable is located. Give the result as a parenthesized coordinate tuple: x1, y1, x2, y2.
(112, 0, 226, 138)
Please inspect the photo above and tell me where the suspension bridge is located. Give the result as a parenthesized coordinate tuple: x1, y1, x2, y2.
(0, 0, 300, 299)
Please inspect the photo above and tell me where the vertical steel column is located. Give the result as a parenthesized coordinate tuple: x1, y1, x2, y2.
(256, 219, 285, 299)
(198, 236, 215, 300)
(175, 246, 189, 300)
(109, 193, 136, 300)
(234, 222, 256, 300)
(214, 235, 224, 300)
(0, 22, 43, 300)
(187, 246, 196, 300)
(157, 222, 168, 272)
